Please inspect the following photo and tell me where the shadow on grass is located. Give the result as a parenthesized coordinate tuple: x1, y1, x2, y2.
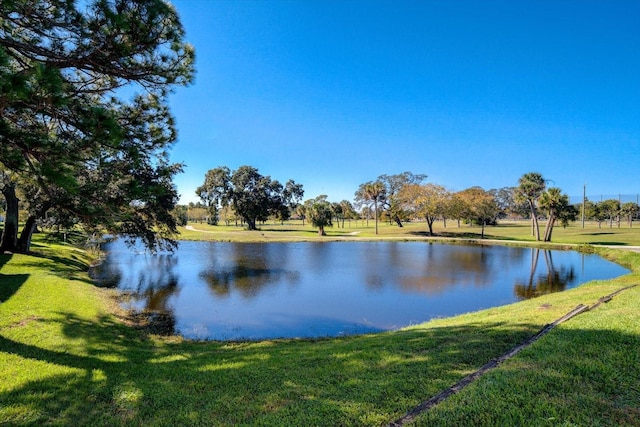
(15, 250, 94, 285)
(407, 231, 520, 241)
(4, 290, 638, 426)
(0, 253, 10, 270)
(590, 242, 627, 246)
(0, 311, 562, 426)
(0, 253, 29, 304)
(258, 227, 359, 237)
(416, 327, 640, 426)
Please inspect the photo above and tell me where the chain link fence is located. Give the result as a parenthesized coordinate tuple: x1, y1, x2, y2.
(569, 194, 640, 205)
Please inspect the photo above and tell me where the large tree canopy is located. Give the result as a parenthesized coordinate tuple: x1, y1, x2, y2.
(457, 186, 499, 239)
(376, 172, 427, 227)
(196, 166, 303, 230)
(0, 0, 195, 252)
(399, 183, 449, 236)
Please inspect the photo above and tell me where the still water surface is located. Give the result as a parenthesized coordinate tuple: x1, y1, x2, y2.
(91, 240, 628, 340)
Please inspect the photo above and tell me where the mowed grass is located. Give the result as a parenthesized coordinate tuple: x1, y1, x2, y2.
(179, 219, 640, 247)
(0, 232, 639, 425)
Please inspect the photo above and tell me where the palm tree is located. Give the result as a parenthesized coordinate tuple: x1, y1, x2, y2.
(516, 172, 546, 241)
(339, 200, 355, 228)
(538, 187, 570, 242)
(296, 204, 307, 226)
(621, 202, 640, 228)
(364, 181, 385, 235)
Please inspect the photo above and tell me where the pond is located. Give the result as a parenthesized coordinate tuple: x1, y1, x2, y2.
(90, 240, 628, 341)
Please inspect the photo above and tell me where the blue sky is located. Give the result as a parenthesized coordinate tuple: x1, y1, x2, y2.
(167, 0, 640, 205)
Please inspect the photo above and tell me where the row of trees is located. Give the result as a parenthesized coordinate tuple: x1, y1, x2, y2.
(581, 199, 640, 228)
(1, 0, 194, 253)
(193, 168, 587, 241)
(349, 171, 575, 241)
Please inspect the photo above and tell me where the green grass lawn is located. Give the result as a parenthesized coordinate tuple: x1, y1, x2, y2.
(179, 219, 640, 247)
(1, 231, 639, 426)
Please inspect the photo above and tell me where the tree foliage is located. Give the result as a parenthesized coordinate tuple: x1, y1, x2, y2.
(598, 199, 621, 228)
(457, 187, 499, 238)
(305, 195, 333, 236)
(196, 166, 303, 230)
(515, 172, 546, 241)
(538, 187, 573, 242)
(0, 0, 195, 252)
(196, 166, 231, 225)
(620, 202, 640, 228)
(399, 183, 449, 236)
(355, 180, 385, 234)
(376, 172, 427, 226)
(338, 200, 357, 227)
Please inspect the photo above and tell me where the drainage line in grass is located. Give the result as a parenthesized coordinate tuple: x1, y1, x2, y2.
(387, 284, 638, 427)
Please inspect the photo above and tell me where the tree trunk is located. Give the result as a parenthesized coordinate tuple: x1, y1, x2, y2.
(426, 217, 434, 236)
(17, 215, 37, 253)
(246, 217, 257, 230)
(481, 220, 486, 238)
(318, 226, 326, 236)
(1, 183, 19, 252)
(374, 202, 379, 235)
(529, 249, 540, 288)
(543, 215, 556, 242)
(529, 200, 540, 241)
(393, 215, 403, 227)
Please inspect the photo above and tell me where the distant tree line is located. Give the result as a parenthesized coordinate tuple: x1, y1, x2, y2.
(579, 199, 640, 229)
(192, 167, 632, 242)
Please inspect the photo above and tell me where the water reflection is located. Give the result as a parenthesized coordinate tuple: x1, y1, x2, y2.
(91, 252, 179, 335)
(199, 243, 300, 298)
(94, 240, 628, 340)
(514, 249, 577, 299)
(362, 244, 528, 295)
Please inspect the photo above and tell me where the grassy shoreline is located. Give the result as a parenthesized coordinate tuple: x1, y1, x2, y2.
(1, 226, 639, 425)
(179, 219, 640, 248)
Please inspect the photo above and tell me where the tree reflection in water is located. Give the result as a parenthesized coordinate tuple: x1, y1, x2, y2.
(199, 243, 300, 299)
(514, 249, 576, 299)
(94, 252, 180, 334)
(93, 240, 625, 340)
(362, 243, 523, 295)
(200, 265, 299, 298)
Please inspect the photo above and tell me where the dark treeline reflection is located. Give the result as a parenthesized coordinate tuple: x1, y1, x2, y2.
(514, 249, 577, 299)
(92, 240, 627, 340)
(91, 252, 179, 334)
(199, 243, 300, 299)
(361, 243, 528, 295)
